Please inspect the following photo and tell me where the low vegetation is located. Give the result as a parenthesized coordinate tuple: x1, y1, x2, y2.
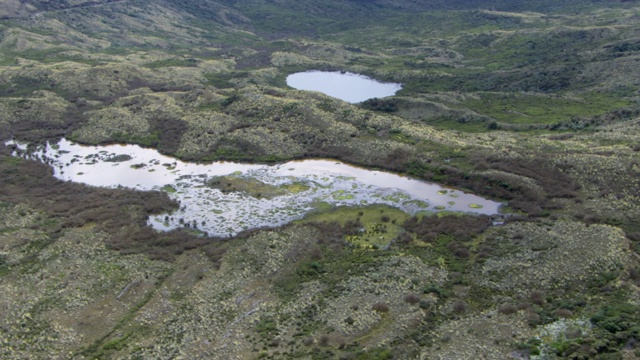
(1, 0, 639, 359)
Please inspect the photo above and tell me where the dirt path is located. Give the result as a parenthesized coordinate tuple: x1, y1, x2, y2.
(0, 0, 128, 20)
(31, 0, 129, 17)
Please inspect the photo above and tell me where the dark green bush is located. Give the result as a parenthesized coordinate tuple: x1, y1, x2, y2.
(360, 98, 399, 113)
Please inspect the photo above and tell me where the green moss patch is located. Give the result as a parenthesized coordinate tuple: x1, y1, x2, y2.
(160, 185, 177, 193)
(459, 92, 634, 126)
(207, 175, 309, 199)
(299, 205, 410, 249)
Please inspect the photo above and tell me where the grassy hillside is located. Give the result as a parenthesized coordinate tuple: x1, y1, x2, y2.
(1, 1, 640, 359)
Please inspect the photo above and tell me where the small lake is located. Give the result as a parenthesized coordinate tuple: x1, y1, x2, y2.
(286, 71, 402, 103)
(8, 139, 501, 237)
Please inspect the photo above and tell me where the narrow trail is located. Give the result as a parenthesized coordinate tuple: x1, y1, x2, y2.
(31, 0, 129, 18)
(0, 0, 128, 20)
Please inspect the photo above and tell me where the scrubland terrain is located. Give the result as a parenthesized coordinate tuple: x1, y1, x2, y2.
(1, 1, 640, 359)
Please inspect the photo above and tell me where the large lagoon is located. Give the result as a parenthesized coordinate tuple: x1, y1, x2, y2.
(9, 139, 501, 237)
(286, 71, 402, 103)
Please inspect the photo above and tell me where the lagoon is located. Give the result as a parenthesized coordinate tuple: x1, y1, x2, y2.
(9, 139, 501, 237)
(286, 71, 402, 103)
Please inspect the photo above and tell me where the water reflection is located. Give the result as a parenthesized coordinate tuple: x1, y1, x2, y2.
(286, 71, 402, 103)
(9, 139, 501, 237)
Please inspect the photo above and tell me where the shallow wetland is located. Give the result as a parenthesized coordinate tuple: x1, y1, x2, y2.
(9, 139, 500, 237)
(1, 1, 639, 358)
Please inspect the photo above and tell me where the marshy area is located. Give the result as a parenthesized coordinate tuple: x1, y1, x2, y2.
(1, 1, 640, 359)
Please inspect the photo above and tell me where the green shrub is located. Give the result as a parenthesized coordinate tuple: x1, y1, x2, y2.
(355, 347, 393, 360)
(423, 284, 448, 298)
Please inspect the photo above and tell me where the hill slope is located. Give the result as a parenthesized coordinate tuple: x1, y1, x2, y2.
(1, 1, 640, 359)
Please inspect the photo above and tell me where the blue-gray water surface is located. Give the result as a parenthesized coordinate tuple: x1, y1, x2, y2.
(286, 71, 402, 103)
(9, 139, 501, 237)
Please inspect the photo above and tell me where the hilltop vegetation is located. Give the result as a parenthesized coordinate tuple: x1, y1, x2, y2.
(1, 0, 640, 359)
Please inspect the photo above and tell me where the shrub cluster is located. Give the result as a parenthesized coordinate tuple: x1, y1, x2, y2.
(403, 214, 491, 243)
(400, 152, 582, 216)
(360, 98, 400, 113)
(372, 302, 390, 312)
(475, 155, 579, 198)
(307, 219, 363, 248)
(0, 145, 226, 263)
